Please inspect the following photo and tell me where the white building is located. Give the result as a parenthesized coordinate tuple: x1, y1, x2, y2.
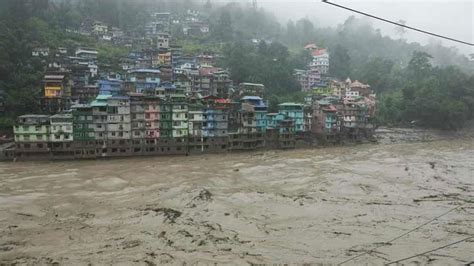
(50, 114, 73, 142)
(157, 33, 170, 49)
(310, 48, 329, 75)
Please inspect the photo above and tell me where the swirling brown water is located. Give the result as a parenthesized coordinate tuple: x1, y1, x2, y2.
(0, 137, 473, 264)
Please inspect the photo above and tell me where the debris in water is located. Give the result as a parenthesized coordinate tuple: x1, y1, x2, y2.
(429, 162, 436, 169)
(142, 207, 182, 223)
(194, 189, 212, 201)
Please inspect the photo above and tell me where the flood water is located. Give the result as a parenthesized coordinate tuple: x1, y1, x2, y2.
(0, 136, 473, 264)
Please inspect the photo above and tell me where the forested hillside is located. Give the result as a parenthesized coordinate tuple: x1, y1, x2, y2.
(0, 0, 473, 130)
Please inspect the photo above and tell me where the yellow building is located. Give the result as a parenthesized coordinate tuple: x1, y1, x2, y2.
(44, 74, 67, 98)
(159, 51, 172, 66)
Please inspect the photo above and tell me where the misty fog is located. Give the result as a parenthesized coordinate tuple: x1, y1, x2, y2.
(230, 0, 473, 55)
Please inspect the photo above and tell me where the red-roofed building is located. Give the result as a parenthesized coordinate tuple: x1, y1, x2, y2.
(195, 67, 232, 97)
(304, 43, 318, 51)
(310, 48, 329, 75)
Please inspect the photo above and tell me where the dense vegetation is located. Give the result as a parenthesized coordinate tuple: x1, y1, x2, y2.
(0, 0, 473, 131)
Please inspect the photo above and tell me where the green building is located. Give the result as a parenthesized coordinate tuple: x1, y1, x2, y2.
(278, 103, 305, 133)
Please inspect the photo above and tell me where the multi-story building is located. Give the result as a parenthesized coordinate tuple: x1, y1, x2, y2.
(212, 70, 232, 98)
(295, 68, 321, 92)
(50, 114, 73, 142)
(171, 95, 188, 138)
(160, 99, 173, 139)
(170, 45, 182, 70)
(99, 79, 123, 96)
(75, 48, 98, 62)
(143, 96, 161, 140)
(49, 114, 74, 159)
(174, 74, 193, 95)
(72, 104, 96, 158)
(188, 100, 204, 137)
(13, 115, 51, 159)
(42, 73, 72, 114)
(44, 74, 68, 98)
(130, 93, 146, 141)
(199, 97, 230, 153)
(92, 21, 108, 35)
(72, 85, 99, 104)
(278, 103, 305, 133)
(238, 83, 265, 98)
(241, 96, 267, 132)
(310, 48, 329, 75)
(91, 95, 111, 154)
(157, 32, 170, 49)
(266, 113, 296, 149)
(105, 96, 132, 156)
(125, 69, 161, 94)
(159, 50, 172, 66)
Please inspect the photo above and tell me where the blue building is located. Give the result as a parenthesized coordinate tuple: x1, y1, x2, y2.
(241, 96, 268, 132)
(126, 69, 161, 94)
(278, 103, 304, 133)
(99, 79, 123, 96)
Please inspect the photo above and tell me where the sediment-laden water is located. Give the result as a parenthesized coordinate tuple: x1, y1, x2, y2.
(0, 132, 473, 264)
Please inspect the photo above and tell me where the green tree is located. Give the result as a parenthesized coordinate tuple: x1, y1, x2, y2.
(330, 44, 351, 79)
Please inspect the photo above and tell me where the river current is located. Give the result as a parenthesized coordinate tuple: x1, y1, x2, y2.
(0, 134, 473, 264)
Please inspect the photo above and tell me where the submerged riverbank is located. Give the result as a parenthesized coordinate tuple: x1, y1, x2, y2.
(0, 130, 473, 264)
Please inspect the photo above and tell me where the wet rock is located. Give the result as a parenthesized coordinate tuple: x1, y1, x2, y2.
(224, 212, 230, 216)
(194, 189, 212, 201)
(143, 207, 182, 223)
(144, 260, 156, 266)
(233, 169, 240, 172)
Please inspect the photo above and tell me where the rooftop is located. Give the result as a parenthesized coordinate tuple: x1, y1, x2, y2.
(241, 96, 263, 101)
(312, 48, 328, 57)
(50, 114, 72, 119)
(279, 103, 304, 107)
(240, 83, 265, 87)
(18, 114, 50, 119)
(44, 75, 65, 80)
(129, 69, 161, 74)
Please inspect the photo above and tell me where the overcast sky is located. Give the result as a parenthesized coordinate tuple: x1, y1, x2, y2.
(251, 0, 473, 55)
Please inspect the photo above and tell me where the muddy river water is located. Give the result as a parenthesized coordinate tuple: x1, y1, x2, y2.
(0, 132, 473, 265)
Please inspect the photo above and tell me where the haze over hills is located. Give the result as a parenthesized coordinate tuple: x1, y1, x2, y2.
(0, 0, 473, 132)
(257, 0, 473, 56)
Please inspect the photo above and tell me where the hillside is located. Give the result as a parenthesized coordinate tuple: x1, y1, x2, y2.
(0, 0, 473, 131)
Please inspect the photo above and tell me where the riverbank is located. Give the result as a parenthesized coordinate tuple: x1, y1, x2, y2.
(0, 134, 473, 264)
(3, 125, 474, 162)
